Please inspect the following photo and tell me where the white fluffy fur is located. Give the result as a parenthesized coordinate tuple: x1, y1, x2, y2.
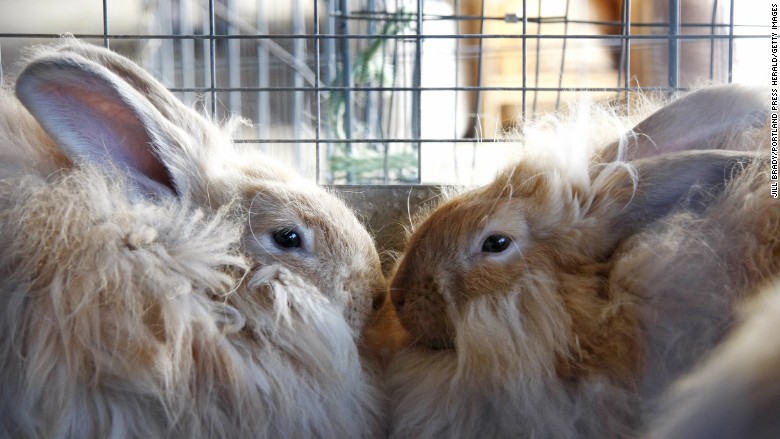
(0, 39, 383, 438)
(385, 85, 774, 438)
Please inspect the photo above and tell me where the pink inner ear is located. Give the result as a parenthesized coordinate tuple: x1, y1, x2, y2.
(68, 86, 175, 191)
(34, 79, 176, 196)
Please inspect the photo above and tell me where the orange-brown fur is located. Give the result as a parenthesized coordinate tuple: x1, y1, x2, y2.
(384, 85, 774, 438)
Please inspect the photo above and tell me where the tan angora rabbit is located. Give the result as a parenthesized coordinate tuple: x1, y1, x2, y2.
(385, 84, 776, 438)
(0, 39, 386, 438)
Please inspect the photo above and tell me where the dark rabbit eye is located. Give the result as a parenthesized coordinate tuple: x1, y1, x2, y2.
(272, 228, 302, 249)
(481, 234, 511, 253)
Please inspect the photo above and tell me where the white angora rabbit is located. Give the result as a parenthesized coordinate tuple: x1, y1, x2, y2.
(384, 84, 775, 438)
(0, 39, 386, 438)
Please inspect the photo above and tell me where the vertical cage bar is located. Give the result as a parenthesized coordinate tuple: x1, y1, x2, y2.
(365, 0, 377, 140)
(325, 0, 337, 182)
(181, 0, 195, 105)
(201, 0, 211, 112)
(414, 0, 423, 183)
(257, 3, 270, 142)
(338, 0, 353, 182)
(398, 0, 409, 155)
(160, 0, 175, 88)
(521, 0, 527, 115)
(378, 11, 392, 184)
(532, 0, 542, 115)
(102, 0, 109, 48)
(338, 0, 353, 140)
(227, 0, 242, 116)
(292, 0, 305, 163)
(555, 0, 571, 110)
(668, 0, 680, 89)
(621, 0, 631, 108)
(727, 0, 735, 82)
(453, 0, 462, 140)
(452, 0, 462, 182)
(314, 0, 322, 182)
(709, 0, 719, 80)
(363, 0, 386, 183)
(386, 27, 401, 178)
(325, 0, 336, 90)
(208, 0, 217, 117)
(474, 0, 486, 135)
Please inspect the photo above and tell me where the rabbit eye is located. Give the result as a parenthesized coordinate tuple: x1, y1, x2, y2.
(272, 228, 302, 249)
(481, 234, 511, 253)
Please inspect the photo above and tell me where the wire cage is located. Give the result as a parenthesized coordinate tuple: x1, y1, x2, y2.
(0, 0, 769, 186)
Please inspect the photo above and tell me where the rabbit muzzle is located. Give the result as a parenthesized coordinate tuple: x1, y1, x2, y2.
(390, 258, 456, 350)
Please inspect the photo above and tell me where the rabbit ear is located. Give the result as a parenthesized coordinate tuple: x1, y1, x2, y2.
(588, 150, 758, 251)
(16, 53, 178, 198)
(601, 85, 766, 162)
(50, 40, 204, 128)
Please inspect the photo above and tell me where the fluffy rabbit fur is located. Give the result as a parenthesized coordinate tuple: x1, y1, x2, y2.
(0, 39, 385, 438)
(385, 84, 775, 438)
(649, 279, 780, 439)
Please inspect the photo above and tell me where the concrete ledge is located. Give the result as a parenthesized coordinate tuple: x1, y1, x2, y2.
(330, 185, 450, 274)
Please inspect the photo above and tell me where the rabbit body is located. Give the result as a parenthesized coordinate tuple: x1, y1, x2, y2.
(649, 278, 780, 439)
(386, 86, 776, 438)
(0, 40, 383, 438)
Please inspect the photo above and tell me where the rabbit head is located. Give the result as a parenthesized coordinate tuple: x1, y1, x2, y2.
(390, 85, 765, 379)
(12, 39, 385, 333)
(0, 38, 389, 438)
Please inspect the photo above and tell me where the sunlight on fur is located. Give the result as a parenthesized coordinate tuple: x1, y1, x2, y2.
(0, 38, 385, 438)
(1, 36, 777, 439)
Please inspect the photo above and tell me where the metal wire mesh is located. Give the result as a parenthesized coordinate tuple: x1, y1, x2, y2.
(0, 0, 769, 185)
